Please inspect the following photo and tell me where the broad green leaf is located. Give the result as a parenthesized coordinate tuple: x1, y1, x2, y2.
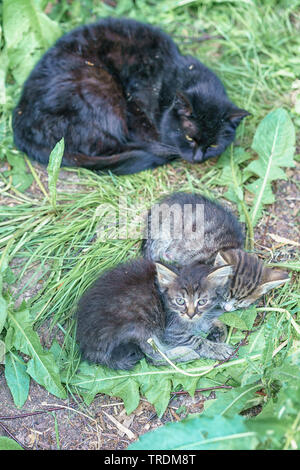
(0, 437, 23, 450)
(70, 356, 218, 416)
(129, 414, 258, 450)
(4, 152, 33, 192)
(3, 0, 61, 83)
(7, 308, 66, 399)
(0, 340, 5, 364)
(219, 312, 248, 330)
(219, 306, 257, 331)
(241, 357, 263, 386)
(141, 374, 172, 418)
(246, 417, 291, 449)
(47, 138, 65, 211)
(203, 384, 261, 417)
(0, 50, 8, 105)
(4, 351, 30, 408)
(262, 314, 277, 369)
(267, 363, 300, 385)
(247, 108, 295, 225)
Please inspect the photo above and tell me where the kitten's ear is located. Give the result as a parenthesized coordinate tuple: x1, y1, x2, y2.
(155, 263, 178, 289)
(256, 268, 290, 296)
(207, 265, 234, 287)
(174, 91, 193, 117)
(227, 108, 251, 125)
(214, 251, 232, 267)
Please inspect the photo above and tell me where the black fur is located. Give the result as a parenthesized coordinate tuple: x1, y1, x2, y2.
(13, 17, 249, 175)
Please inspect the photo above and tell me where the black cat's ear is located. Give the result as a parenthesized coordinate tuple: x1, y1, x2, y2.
(255, 268, 290, 296)
(207, 265, 234, 287)
(155, 263, 178, 289)
(174, 91, 193, 117)
(227, 108, 251, 125)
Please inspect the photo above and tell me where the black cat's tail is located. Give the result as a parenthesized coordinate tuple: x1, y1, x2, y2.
(15, 132, 178, 174)
(65, 142, 177, 175)
(64, 150, 165, 175)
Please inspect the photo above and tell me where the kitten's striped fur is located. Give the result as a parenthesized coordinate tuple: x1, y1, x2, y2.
(214, 249, 289, 311)
(143, 192, 289, 313)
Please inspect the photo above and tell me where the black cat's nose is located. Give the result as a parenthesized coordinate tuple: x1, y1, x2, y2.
(193, 148, 204, 162)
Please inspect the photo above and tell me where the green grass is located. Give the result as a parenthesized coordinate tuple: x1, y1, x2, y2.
(0, 0, 300, 449)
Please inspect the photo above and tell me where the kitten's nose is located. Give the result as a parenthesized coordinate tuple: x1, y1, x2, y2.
(193, 148, 204, 162)
(187, 307, 197, 319)
(224, 301, 235, 312)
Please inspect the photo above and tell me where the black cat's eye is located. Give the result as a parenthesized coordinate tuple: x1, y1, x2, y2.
(185, 134, 193, 142)
(197, 298, 208, 306)
(209, 144, 218, 148)
(176, 297, 185, 305)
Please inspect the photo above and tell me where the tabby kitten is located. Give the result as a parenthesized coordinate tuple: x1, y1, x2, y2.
(13, 17, 249, 175)
(76, 258, 235, 370)
(213, 249, 290, 311)
(143, 192, 289, 310)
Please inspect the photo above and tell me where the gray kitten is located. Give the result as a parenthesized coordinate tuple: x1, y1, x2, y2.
(76, 258, 235, 370)
(142, 192, 289, 312)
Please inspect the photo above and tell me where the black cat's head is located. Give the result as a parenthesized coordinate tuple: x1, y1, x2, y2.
(155, 262, 233, 321)
(161, 88, 250, 163)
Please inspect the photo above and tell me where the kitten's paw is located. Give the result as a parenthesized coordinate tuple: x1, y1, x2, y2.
(206, 320, 227, 343)
(211, 343, 235, 361)
(167, 346, 200, 363)
(196, 341, 235, 361)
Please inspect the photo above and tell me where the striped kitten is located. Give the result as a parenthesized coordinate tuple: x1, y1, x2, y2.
(143, 192, 289, 312)
(76, 258, 235, 370)
(142, 192, 245, 265)
(214, 249, 289, 311)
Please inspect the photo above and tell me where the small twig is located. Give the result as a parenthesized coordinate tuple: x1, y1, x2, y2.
(214, 331, 250, 369)
(41, 403, 97, 424)
(171, 384, 233, 396)
(102, 410, 136, 440)
(0, 407, 66, 421)
(0, 421, 29, 450)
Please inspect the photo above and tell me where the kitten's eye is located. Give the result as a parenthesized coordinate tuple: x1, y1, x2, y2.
(185, 134, 193, 142)
(176, 297, 185, 305)
(209, 144, 218, 148)
(197, 298, 208, 306)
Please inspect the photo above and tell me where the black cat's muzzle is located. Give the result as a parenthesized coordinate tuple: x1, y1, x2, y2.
(192, 148, 205, 163)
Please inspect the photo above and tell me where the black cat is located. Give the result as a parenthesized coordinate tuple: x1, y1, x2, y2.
(13, 17, 249, 175)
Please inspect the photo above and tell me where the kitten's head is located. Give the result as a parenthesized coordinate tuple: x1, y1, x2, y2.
(214, 249, 290, 311)
(155, 262, 233, 321)
(162, 87, 249, 164)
